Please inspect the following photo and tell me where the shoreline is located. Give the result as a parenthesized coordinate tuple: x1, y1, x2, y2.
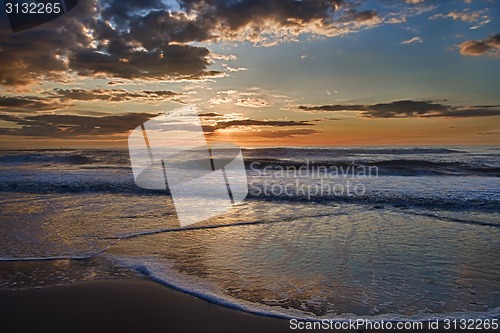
(0, 278, 292, 333)
(1, 278, 498, 333)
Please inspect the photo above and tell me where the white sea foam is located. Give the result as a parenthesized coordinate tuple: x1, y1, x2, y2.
(107, 254, 500, 321)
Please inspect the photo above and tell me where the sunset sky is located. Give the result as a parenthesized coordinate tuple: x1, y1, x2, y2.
(0, 0, 499, 148)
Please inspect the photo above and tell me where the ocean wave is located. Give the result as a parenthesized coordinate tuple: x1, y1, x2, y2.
(0, 148, 498, 177)
(243, 147, 465, 155)
(0, 179, 146, 194)
(108, 255, 500, 321)
(1, 178, 498, 212)
(0, 153, 94, 165)
(249, 192, 500, 212)
(244, 159, 499, 177)
(0, 255, 93, 262)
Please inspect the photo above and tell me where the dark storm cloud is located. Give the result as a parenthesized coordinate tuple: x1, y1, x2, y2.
(0, 0, 98, 86)
(459, 33, 500, 57)
(105, 0, 380, 48)
(0, 112, 157, 137)
(0, 0, 220, 86)
(127, 10, 213, 47)
(299, 100, 500, 118)
(69, 44, 221, 81)
(174, 0, 381, 45)
(178, 0, 342, 31)
(339, 9, 378, 23)
(101, 0, 167, 26)
(0, 0, 388, 86)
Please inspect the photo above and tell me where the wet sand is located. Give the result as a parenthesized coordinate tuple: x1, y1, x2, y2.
(0, 278, 496, 333)
(0, 278, 291, 333)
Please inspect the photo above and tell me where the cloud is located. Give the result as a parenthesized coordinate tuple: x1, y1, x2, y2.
(208, 89, 277, 108)
(175, 0, 382, 45)
(0, 108, 316, 138)
(459, 33, 500, 57)
(0, 112, 157, 137)
(0, 88, 184, 115)
(401, 36, 423, 45)
(298, 104, 367, 112)
(101, 0, 167, 26)
(0, 0, 432, 87)
(218, 119, 311, 128)
(50, 89, 184, 103)
(298, 100, 500, 118)
(0, 1, 106, 87)
(0, 95, 68, 113)
(0, 0, 450, 87)
(209, 96, 233, 105)
(222, 64, 248, 72)
(476, 131, 500, 136)
(235, 98, 269, 108)
(198, 112, 220, 117)
(70, 44, 223, 81)
(258, 128, 320, 138)
(450, 10, 487, 23)
(431, 9, 489, 23)
(208, 119, 313, 132)
(0, 0, 220, 87)
(198, 112, 314, 133)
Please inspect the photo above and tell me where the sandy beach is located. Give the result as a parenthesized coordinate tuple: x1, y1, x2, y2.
(1, 278, 497, 333)
(0, 278, 291, 333)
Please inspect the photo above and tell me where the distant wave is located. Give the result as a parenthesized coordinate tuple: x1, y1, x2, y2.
(243, 147, 464, 155)
(245, 158, 499, 177)
(0, 148, 469, 166)
(1, 154, 497, 176)
(0, 153, 94, 165)
(1, 148, 498, 176)
(248, 193, 500, 213)
(0, 254, 92, 262)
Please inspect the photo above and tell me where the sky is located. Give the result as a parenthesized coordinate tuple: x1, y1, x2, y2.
(0, 0, 499, 148)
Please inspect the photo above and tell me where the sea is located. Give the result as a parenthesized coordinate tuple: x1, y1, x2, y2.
(0, 146, 499, 321)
